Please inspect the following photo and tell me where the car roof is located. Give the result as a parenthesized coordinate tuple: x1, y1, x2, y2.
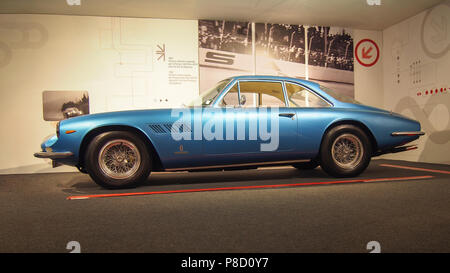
(229, 75, 320, 90)
(225, 75, 340, 105)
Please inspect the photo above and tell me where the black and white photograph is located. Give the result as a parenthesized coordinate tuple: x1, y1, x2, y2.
(256, 23, 306, 64)
(307, 26, 354, 71)
(255, 23, 307, 78)
(199, 20, 252, 55)
(42, 90, 89, 121)
(198, 20, 253, 92)
(307, 26, 355, 98)
(255, 24, 354, 97)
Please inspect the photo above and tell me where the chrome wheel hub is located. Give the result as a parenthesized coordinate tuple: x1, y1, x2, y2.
(98, 139, 141, 179)
(331, 134, 363, 169)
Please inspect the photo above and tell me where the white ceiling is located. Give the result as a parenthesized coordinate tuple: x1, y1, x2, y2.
(0, 0, 445, 30)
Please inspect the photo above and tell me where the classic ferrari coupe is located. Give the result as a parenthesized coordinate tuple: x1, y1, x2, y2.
(35, 75, 424, 189)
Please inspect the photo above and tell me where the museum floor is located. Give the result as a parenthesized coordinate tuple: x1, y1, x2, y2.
(0, 159, 449, 253)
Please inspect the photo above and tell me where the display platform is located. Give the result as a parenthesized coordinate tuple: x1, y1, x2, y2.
(0, 159, 449, 252)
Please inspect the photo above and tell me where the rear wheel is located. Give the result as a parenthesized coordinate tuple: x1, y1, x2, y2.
(84, 131, 151, 189)
(320, 124, 371, 177)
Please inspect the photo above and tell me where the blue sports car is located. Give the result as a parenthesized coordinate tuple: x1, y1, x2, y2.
(35, 75, 424, 189)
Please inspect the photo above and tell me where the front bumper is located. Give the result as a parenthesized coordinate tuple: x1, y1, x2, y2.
(34, 151, 74, 159)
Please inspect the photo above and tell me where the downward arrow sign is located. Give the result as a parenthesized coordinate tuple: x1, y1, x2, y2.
(355, 39, 379, 67)
(362, 46, 373, 59)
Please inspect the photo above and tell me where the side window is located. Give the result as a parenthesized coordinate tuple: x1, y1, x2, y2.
(238, 81, 286, 107)
(219, 83, 239, 107)
(285, 83, 330, 108)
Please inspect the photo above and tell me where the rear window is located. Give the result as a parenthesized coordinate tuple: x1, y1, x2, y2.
(319, 85, 361, 104)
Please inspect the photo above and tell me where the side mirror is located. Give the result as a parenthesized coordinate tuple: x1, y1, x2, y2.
(240, 94, 247, 106)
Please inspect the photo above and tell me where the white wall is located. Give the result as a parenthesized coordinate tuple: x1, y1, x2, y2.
(0, 14, 199, 174)
(381, 0, 450, 164)
(354, 29, 384, 109)
(354, 1, 450, 165)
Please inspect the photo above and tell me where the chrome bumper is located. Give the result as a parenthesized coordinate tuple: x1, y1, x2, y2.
(34, 151, 73, 159)
(391, 131, 425, 136)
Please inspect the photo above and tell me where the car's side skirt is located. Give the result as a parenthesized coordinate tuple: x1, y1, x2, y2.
(164, 159, 311, 172)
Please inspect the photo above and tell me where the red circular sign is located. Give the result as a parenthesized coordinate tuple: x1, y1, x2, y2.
(355, 39, 380, 67)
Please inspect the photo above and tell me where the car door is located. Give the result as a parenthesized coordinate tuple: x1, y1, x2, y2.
(202, 80, 299, 164)
(284, 81, 333, 158)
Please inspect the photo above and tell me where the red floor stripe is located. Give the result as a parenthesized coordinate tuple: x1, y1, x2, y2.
(380, 163, 450, 174)
(67, 175, 433, 200)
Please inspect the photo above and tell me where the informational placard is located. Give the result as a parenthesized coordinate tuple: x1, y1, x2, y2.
(95, 18, 199, 111)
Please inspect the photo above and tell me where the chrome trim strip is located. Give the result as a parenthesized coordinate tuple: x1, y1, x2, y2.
(165, 159, 311, 171)
(405, 145, 418, 151)
(391, 131, 425, 136)
(34, 152, 74, 159)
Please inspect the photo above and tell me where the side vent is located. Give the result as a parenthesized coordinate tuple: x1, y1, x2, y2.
(164, 123, 192, 133)
(148, 124, 166, 134)
(163, 124, 173, 133)
(149, 123, 192, 134)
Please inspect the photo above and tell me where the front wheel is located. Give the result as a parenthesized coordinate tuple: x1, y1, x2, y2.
(320, 125, 372, 177)
(84, 131, 151, 189)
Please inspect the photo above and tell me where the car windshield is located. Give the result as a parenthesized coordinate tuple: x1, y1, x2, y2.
(186, 79, 231, 107)
(319, 85, 361, 104)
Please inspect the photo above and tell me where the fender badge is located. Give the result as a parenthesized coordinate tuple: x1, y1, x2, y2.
(174, 144, 188, 154)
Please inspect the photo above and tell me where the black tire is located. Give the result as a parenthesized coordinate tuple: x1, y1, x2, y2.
(76, 165, 88, 174)
(319, 124, 372, 178)
(84, 131, 151, 189)
(292, 160, 319, 170)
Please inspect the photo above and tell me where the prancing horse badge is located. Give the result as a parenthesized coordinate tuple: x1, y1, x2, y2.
(174, 144, 188, 154)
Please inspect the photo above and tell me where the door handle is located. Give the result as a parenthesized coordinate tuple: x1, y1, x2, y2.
(279, 113, 296, 118)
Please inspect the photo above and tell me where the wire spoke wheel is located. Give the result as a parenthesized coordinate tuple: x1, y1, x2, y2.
(98, 139, 141, 180)
(331, 133, 363, 169)
(320, 125, 371, 178)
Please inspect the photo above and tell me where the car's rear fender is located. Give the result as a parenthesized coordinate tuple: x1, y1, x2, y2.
(321, 110, 421, 154)
(320, 119, 378, 154)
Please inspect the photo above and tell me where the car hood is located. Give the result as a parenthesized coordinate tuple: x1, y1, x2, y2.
(64, 108, 168, 120)
(58, 108, 180, 129)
